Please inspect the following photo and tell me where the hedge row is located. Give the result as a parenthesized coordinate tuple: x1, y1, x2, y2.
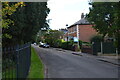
(61, 41, 74, 50)
(45, 39, 92, 51)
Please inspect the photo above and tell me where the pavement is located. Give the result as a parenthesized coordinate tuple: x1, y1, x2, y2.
(97, 56, 120, 66)
(70, 51, 120, 66)
(32, 45, 119, 78)
(51, 47, 120, 66)
(53, 47, 120, 66)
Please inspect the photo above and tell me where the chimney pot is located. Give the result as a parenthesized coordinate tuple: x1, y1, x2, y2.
(81, 13, 84, 19)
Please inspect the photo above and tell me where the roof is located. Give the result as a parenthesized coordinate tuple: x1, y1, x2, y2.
(68, 18, 91, 28)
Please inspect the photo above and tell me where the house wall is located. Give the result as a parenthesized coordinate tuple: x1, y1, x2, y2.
(78, 25, 97, 42)
(67, 25, 97, 42)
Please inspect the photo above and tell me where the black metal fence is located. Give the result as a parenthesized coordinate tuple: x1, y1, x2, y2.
(2, 43, 31, 79)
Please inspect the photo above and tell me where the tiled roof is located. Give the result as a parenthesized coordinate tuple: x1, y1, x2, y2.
(68, 18, 91, 28)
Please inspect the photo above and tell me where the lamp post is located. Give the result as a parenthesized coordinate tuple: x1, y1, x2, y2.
(66, 24, 68, 49)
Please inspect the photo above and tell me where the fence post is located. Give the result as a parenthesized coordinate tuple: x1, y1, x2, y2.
(92, 42, 94, 55)
(8, 47, 10, 78)
(11, 47, 14, 78)
(29, 43, 31, 71)
(16, 45, 19, 79)
(101, 42, 103, 55)
(116, 48, 118, 59)
(3, 48, 7, 79)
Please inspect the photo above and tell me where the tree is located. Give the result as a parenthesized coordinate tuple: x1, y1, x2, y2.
(43, 30, 64, 47)
(114, 2, 120, 55)
(35, 29, 48, 43)
(87, 2, 120, 54)
(2, 2, 50, 46)
(1, 2, 25, 39)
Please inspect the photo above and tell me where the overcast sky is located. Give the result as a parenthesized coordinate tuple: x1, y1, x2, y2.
(47, 0, 91, 30)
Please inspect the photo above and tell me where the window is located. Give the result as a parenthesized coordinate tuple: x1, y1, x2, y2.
(74, 27, 77, 31)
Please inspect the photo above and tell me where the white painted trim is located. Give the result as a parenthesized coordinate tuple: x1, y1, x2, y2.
(77, 25, 79, 39)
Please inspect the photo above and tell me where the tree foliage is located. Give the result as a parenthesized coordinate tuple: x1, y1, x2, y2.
(2, 2, 50, 46)
(44, 30, 64, 47)
(87, 2, 120, 54)
(90, 35, 103, 42)
(2, 2, 25, 39)
(88, 2, 118, 36)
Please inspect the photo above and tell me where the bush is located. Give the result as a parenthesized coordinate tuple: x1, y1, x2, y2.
(79, 40, 92, 48)
(79, 40, 82, 49)
(61, 41, 74, 50)
(53, 39, 62, 48)
(82, 42, 92, 46)
(90, 35, 103, 42)
(45, 39, 62, 48)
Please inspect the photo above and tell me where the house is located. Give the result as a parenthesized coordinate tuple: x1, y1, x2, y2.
(65, 13, 97, 42)
(59, 28, 68, 34)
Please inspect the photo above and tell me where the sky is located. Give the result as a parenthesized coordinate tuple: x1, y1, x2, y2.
(47, 0, 91, 30)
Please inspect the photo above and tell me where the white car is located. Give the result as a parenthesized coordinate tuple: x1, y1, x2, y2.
(43, 44, 50, 48)
(39, 42, 45, 47)
(33, 43, 37, 45)
(39, 42, 50, 48)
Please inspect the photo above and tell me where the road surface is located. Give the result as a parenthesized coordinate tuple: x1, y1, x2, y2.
(32, 45, 119, 78)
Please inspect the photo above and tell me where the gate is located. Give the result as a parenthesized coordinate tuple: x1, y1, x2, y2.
(92, 42, 101, 55)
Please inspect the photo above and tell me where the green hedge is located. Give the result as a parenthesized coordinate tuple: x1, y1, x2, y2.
(61, 41, 74, 50)
(45, 39, 62, 48)
(78, 40, 92, 48)
(53, 39, 62, 48)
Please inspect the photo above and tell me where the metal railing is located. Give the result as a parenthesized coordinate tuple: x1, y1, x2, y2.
(2, 43, 31, 79)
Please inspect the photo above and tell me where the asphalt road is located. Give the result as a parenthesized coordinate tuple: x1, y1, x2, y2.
(32, 45, 119, 78)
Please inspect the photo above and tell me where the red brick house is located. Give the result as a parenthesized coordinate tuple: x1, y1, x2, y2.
(65, 13, 97, 42)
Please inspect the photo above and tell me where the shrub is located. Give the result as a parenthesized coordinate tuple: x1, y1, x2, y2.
(45, 39, 62, 48)
(79, 40, 82, 49)
(61, 41, 74, 50)
(82, 42, 92, 46)
(53, 39, 62, 48)
(90, 35, 103, 42)
(79, 40, 92, 48)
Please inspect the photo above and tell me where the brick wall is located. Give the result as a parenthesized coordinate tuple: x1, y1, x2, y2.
(79, 25, 97, 42)
(66, 24, 97, 42)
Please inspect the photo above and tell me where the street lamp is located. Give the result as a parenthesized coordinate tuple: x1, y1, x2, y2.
(66, 24, 68, 49)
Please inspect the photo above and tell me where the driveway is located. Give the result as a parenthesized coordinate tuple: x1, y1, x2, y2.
(32, 45, 119, 78)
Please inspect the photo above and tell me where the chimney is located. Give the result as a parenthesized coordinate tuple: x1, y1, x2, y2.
(81, 13, 84, 19)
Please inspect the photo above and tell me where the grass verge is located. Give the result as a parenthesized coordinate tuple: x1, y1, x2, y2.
(27, 47, 44, 78)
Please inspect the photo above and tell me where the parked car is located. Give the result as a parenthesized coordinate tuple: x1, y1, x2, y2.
(39, 42, 45, 47)
(39, 42, 50, 48)
(33, 42, 37, 45)
(43, 44, 50, 48)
